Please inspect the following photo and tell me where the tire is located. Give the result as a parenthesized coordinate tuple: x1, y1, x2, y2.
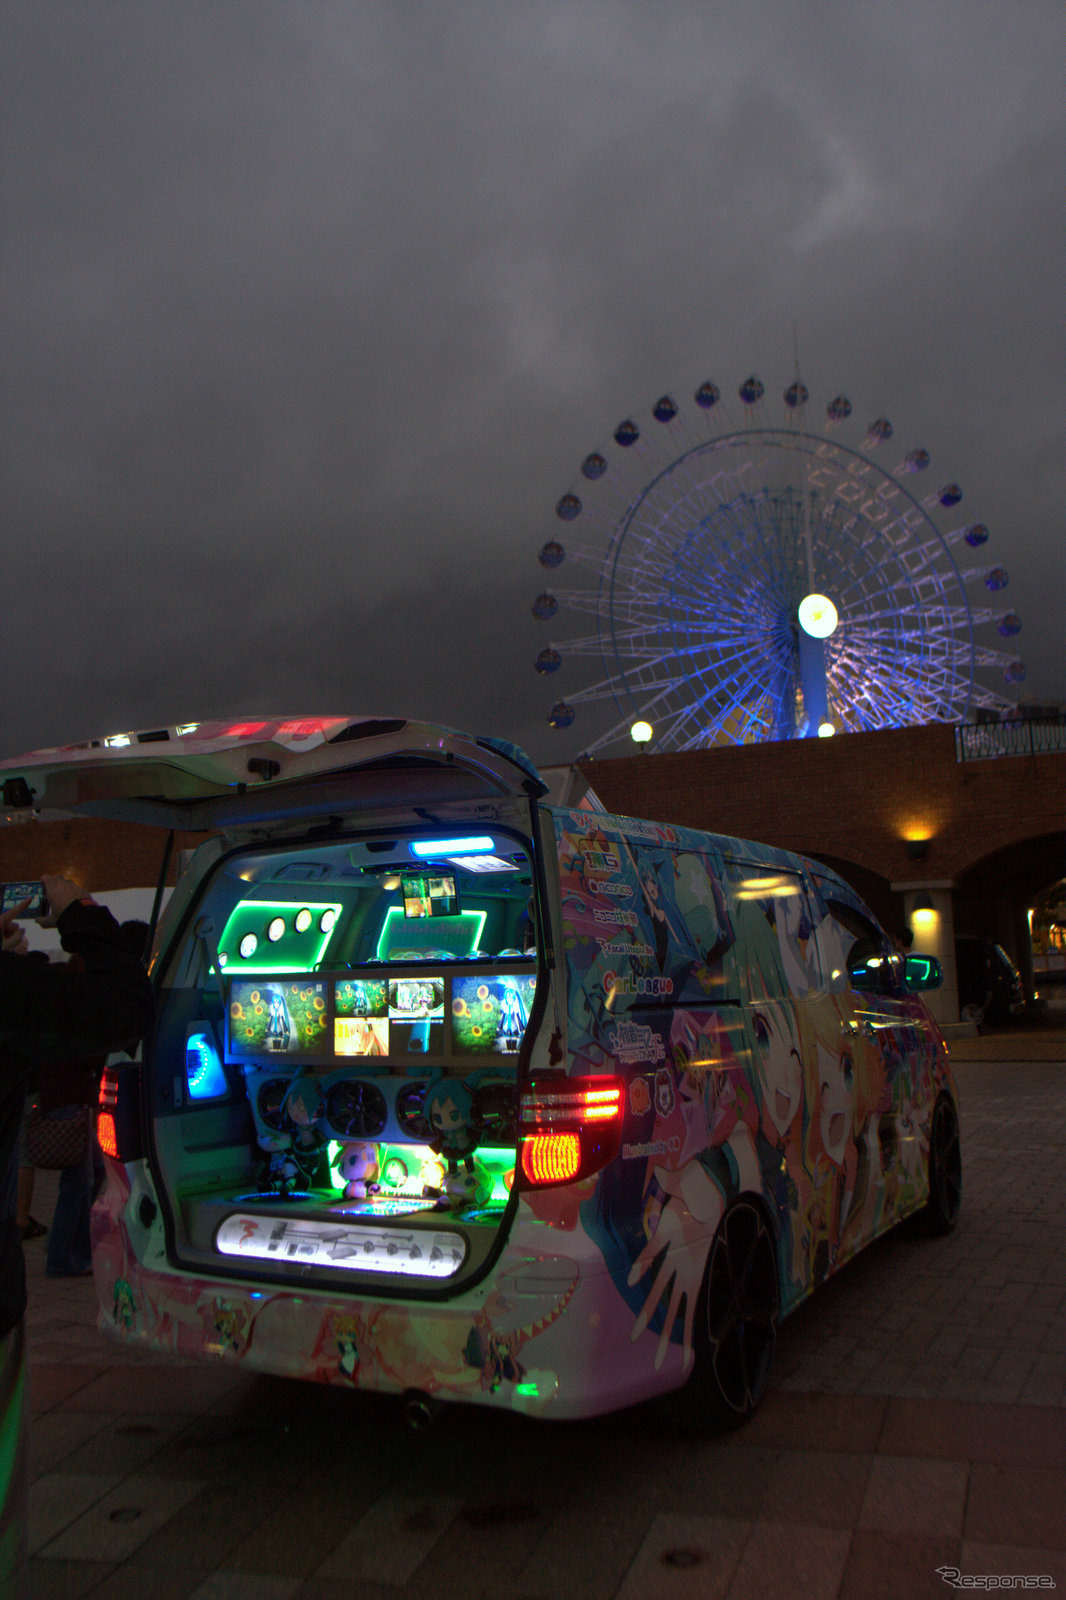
(923, 1095, 962, 1234)
(687, 1199, 779, 1430)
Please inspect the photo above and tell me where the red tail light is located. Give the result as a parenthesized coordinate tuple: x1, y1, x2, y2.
(519, 1077, 624, 1188)
(98, 1062, 144, 1163)
(97, 1110, 119, 1159)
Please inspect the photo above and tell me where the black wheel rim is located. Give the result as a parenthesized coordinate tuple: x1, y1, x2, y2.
(704, 1203, 778, 1414)
(932, 1100, 962, 1223)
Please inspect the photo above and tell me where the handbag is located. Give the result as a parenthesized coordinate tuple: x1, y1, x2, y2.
(25, 1104, 93, 1170)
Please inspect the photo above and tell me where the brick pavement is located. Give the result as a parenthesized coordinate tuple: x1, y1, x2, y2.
(19, 1039, 1066, 1599)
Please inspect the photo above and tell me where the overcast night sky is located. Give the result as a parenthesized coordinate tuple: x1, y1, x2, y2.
(2, 1, 1063, 769)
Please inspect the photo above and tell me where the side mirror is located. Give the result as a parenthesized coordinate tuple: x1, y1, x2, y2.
(905, 953, 943, 991)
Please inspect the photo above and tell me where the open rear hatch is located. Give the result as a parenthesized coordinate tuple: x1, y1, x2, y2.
(3, 717, 552, 1297)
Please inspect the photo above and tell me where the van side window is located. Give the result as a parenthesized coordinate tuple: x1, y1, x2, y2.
(814, 892, 904, 998)
(724, 861, 819, 1000)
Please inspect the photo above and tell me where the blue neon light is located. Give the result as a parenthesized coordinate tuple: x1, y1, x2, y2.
(186, 1032, 227, 1100)
(410, 836, 494, 858)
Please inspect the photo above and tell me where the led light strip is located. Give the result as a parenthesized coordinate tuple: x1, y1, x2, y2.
(215, 1214, 465, 1278)
(521, 1085, 623, 1126)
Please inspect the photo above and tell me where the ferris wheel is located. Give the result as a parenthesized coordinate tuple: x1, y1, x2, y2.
(531, 374, 1025, 754)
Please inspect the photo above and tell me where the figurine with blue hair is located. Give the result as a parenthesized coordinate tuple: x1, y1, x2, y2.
(422, 1071, 493, 1204)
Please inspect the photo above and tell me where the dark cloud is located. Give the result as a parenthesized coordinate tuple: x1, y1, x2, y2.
(2, 0, 1063, 768)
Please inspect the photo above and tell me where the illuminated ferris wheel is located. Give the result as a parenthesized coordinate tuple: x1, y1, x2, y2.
(531, 374, 1025, 754)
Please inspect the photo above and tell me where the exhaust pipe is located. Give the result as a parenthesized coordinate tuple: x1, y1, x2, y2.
(403, 1389, 440, 1431)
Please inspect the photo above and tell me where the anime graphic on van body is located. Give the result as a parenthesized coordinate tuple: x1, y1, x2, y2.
(557, 812, 952, 1386)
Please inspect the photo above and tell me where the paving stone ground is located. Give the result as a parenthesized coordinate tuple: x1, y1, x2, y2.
(21, 1030, 1066, 1600)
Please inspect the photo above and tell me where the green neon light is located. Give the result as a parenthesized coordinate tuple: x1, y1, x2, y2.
(375, 907, 487, 962)
(219, 900, 343, 974)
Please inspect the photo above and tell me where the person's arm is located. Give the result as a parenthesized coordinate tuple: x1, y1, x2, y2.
(0, 878, 154, 1052)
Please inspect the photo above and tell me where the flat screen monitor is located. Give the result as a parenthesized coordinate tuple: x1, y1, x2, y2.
(334, 976, 389, 1057)
(400, 871, 460, 919)
(452, 973, 537, 1056)
(227, 978, 331, 1060)
(388, 975, 445, 1056)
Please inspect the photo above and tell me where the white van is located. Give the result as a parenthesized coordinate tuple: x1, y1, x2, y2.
(2, 717, 960, 1424)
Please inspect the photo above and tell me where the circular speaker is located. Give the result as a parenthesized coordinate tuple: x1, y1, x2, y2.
(257, 1077, 297, 1134)
(324, 1079, 388, 1140)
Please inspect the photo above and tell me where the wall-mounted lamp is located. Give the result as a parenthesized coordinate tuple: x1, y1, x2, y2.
(905, 838, 930, 861)
(912, 893, 935, 914)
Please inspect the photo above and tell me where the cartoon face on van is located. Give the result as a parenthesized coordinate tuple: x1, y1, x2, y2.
(1, 717, 959, 1425)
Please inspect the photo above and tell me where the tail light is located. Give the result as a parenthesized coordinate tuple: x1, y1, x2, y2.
(519, 1077, 624, 1188)
(98, 1062, 144, 1163)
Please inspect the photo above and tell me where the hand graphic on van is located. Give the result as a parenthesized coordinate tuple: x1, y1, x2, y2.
(628, 1160, 727, 1370)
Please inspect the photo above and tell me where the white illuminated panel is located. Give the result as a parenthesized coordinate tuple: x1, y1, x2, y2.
(215, 1213, 465, 1278)
(447, 854, 518, 873)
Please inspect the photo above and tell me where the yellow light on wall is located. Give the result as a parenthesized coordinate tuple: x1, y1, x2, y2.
(911, 892, 937, 930)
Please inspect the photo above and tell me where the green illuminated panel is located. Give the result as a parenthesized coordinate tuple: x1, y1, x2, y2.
(326, 1140, 514, 1206)
(376, 907, 486, 961)
(219, 899, 343, 974)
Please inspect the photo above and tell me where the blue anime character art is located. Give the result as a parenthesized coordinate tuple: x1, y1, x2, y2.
(452, 974, 536, 1056)
(264, 989, 292, 1053)
(423, 1073, 481, 1202)
(497, 981, 528, 1051)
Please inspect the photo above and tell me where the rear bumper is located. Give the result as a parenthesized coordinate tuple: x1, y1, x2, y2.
(91, 1160, 687, 1421)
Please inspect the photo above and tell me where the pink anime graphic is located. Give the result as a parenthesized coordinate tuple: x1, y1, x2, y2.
(625, 1009, 759, 1372)
(463, 1275, 579, 1394)
(203, 1299, 253, 1358)
(311, 1310, 362, 1382)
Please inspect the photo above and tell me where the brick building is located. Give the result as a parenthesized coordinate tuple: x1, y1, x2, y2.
(576, 723, 1064, 1024)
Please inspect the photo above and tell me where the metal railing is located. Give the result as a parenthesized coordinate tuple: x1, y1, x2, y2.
(955, 715, 1066, 762)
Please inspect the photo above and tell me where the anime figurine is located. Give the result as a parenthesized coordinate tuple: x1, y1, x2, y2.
(423, 1073, 484, 1203)
(258, 1128, 321, 1195)
(336, 1141, 380, 1199)
(258, 1130, 300, 1194)
(283, 1074, 325, 1143)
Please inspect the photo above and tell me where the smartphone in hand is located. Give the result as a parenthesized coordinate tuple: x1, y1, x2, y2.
(0, 881, 49, 918)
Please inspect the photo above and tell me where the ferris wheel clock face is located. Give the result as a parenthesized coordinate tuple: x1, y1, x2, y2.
(532, 376, 1024, 754)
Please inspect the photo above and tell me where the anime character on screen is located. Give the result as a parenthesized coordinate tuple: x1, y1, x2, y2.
(496, 979, 528, 1051)
(264, 989, 292, 1052)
